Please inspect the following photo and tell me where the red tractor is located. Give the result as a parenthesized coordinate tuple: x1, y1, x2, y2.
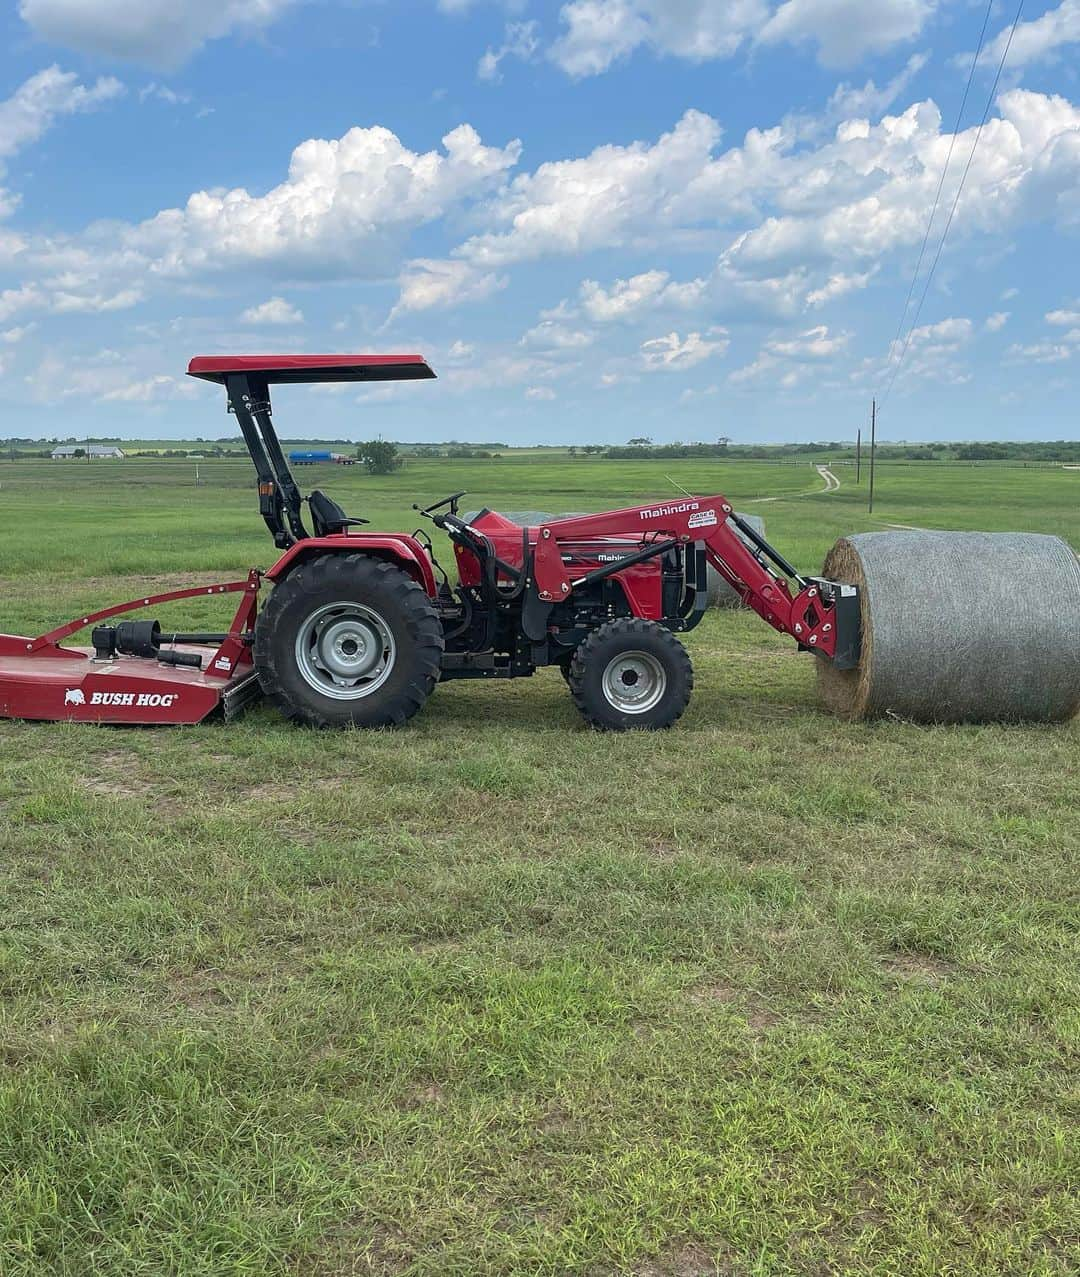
(0, 355, 859, 730)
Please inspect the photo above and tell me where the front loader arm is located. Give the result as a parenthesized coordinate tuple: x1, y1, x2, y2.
(531, 496, 843, 661)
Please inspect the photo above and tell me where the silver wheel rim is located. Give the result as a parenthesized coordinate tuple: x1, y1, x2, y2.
(295, 601, 396, 701)
(601, 650, 667, 714)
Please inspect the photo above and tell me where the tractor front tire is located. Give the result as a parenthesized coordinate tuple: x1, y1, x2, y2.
(568, 618, 693, 731)
(255, 554, 443, 728)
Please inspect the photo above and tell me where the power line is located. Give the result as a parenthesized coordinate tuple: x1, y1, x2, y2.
(879, 0, 1026, 410)
(883, 0, 995, 371)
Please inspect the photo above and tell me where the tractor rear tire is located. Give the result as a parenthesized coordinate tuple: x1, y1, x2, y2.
(255, 554, 443, 728)
(568, 618, 693, 731)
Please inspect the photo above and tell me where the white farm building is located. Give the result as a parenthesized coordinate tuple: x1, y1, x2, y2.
(51, 445, 125, 460)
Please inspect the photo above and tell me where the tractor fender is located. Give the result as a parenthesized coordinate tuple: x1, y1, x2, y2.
(265, 535, 438, 596)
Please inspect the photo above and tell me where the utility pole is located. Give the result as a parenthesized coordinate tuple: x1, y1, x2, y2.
(855, 428, 862, 484)
(868, 399, 877, 515)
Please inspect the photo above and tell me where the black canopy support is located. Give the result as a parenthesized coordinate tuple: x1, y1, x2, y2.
(225, 374, 308, 549)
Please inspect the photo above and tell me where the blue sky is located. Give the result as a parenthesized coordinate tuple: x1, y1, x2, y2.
(0, 0, 1078, 444)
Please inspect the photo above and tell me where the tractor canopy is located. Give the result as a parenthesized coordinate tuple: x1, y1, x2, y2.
(187, 354, 436, 385)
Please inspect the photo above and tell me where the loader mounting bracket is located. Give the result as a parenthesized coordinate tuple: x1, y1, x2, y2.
(812, 579, 861, 670)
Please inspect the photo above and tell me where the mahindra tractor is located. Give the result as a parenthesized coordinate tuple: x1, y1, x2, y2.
(0, 355, 860, 730)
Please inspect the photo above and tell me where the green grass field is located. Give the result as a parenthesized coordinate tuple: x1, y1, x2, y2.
(0, 455, 1076, 1276)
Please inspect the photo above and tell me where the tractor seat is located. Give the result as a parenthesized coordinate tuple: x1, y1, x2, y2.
(307, 489, 369, 536)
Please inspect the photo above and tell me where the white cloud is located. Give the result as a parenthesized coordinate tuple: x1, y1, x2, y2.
(130, 122, 519, 279)
(459, 109, 721, 267)
(0, 65, 122, 177)
(50, 287, 142, 313)
(392, 258, 506, 317)
(241, 296, 303, 325)
(826, 53, 928, 122)
(904, 317, 973, 349)
(447, 339, 474, 360)
(139, 83, 191, 106)
(520, 319, 594, 350)
(0, 281, 141, 323)
(525, 385, 556, 400)
(550, 0, 659, 77)
(439, 0, 526, 11)
(1007, 312, 1080, 364)
(767, 324, 848, 357)
(19, 0, 301, 69)
(717, 91, 1080, 279)
(874, 316, 974, 388)
(679, 383, 720, 404)
(9, 85, 1080, 353)
(18, 122, 521, 319)
(978, 0, 1080, 72)
(437, 351, 577, 396)
(103, 374, 200, 402)
(579, 270, 672, 321)
(445, 88, 1080, 321)
(1007, 340, 1075, 364)
(731, 321, 848, 385)
(759, 0, 935, 68)
(728, 354, 774, 385)
(0, 285, 43, 323)
(536, 269, 715, 333)
(478, 21, 539, 81)
(984, 311, 1010, 332)
(550, 0, 935, 77)
(640, 329, 728, 371)
(805, 269, 875, 307)
(26, 350, 200, 403)
(1, 323, 35, 343)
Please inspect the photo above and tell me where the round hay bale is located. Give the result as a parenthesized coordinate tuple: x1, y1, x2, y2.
(817, 531, 1080, 723)
(707, 513, 766, 609)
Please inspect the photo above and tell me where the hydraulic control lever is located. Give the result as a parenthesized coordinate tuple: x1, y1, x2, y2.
(413, 490, 467, 519)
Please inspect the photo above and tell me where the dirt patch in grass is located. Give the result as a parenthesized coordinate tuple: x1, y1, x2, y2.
(308, 1221, 412, 1277)
(685, 981, 782, 1033)
(79, 774, 160, 801)
(746, 1005, 781, 1033)
(881, 952, 954, 983)
(687, 981, 739, 1006)
(168, 970, 231, 1011)
(534, 1102, 572, 1135)
(635, 1241, 729, 1276)
(403, 1081, 446, 1109)
(240, 782, 309, 805)
(77, 752, 184, 812)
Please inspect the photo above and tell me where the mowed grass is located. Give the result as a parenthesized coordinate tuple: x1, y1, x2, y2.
(0, 454, 1077, 1276)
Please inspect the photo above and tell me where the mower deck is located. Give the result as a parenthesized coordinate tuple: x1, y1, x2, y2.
(0, 638, 261, 724)
(0, 573, 263, 726)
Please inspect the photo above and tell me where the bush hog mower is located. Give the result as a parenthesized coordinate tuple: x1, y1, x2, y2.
(1, 354, 1076, 730)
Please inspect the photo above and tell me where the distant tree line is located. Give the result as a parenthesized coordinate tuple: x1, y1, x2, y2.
(601, 439, 1080, 463)
(3, 437, 1078, 464)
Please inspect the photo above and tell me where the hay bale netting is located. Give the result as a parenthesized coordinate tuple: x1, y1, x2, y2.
(817, 531, 1080, 724)
(707, 513, 766, 608)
